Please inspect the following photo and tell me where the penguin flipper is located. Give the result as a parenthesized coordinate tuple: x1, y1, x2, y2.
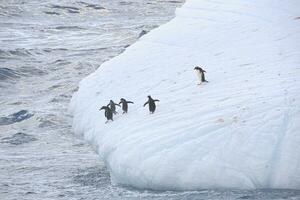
(143, 101, 149, 107)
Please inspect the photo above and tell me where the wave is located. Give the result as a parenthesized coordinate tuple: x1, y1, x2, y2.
(0, 48, 32, 59)
(0, 67, 20, 81)
(0, 110, 34, 126)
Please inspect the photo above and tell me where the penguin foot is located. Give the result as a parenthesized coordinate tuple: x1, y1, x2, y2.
(105, 120, 113, 124)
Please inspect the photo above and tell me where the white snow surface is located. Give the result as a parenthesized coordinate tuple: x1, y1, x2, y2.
(70, 0, 300, 190)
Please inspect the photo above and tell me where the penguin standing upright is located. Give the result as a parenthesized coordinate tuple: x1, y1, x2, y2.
(143, 95, 159, 114)
(119, 98, 134, 114)
(107, 100, 120, 115)
(194, 66, 208, 85)
(99, 106, 113, 123)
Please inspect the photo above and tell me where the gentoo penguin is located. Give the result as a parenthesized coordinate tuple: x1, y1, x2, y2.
(107, 100, 120, 115)
(143, 95, 159, 114)
(194, 66, 208, 85)
(99, 106, 113, 123)
(119, 98, 134, 114)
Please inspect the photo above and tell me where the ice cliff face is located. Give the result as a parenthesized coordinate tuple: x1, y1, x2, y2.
(70, 0, 300, 190)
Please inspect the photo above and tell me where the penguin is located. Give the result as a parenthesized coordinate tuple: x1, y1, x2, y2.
(143, 95, 159, 114)
(107, 100, 121, 115)
(119, 98, 134, 114)
(99, 106, 113, 123)
(194, 66, 208, 85)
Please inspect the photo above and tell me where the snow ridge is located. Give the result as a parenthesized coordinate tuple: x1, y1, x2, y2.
(70, 0, 300, 190)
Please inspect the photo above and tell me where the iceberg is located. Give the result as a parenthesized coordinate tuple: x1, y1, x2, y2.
(70, 0, 300, 190)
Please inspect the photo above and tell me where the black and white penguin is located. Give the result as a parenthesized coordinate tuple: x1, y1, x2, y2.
(194, 66, 208, 85)
(107, 100, 120, 115)
(119, 98, 134, 114)
(143, 95, 159, 114)
(99, 106, 113, 123)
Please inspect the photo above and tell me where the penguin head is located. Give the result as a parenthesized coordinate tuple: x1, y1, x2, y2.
(195, 66, 206, 73)
(147, 95, 151, 99)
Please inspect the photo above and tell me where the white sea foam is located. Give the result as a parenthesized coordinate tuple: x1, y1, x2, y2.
(70, 0, 300, 190)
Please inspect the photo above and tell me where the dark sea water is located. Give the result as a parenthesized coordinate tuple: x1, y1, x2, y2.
(0, 0, 300, 200)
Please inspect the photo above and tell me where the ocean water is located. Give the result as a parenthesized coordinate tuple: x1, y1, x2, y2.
(0, 0, 299, 200)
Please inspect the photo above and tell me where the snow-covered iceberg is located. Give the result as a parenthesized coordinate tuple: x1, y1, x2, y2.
(70, 0, 300, 190)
